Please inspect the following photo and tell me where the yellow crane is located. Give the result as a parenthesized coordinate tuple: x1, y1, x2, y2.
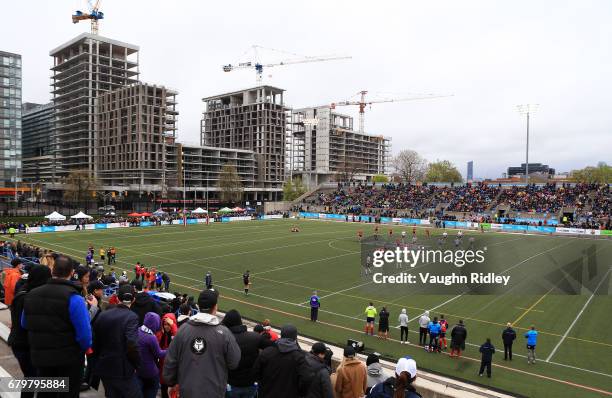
(72, 0, 104, 35)
(331, 90, 453, 134)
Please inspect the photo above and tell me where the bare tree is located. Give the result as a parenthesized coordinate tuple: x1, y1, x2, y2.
(393, 150, 428, 183)
(63, 170, 99, 207)
(336, 156, 360, 182)
(218, 164, 243, 204)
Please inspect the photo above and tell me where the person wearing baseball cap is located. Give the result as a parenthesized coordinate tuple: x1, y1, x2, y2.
(91, 283, 142, 397)
(367, 356, 420, 398)
(304, 342, 334, 398)
(162, 289, 241, 398)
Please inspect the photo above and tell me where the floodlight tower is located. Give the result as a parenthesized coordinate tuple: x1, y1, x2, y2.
(516, 104, 539, 183)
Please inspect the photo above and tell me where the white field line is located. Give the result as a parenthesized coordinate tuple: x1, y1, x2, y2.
(120, 229, 353, 259)
(19, 233, 357, 271)
(408, 238, 577, 322)
(470, 239, 606, 317)
(12, 235, 612, 379)
(545, 266, 612, 362)
(300, 233, 552, 308)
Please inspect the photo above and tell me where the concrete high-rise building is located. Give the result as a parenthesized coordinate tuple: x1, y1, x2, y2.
(289, 105, 390, 188)
(21, 102, 57, 183)
(201, 86, 286, 200)
(467, 161, 473, 181)
(0, 51, 22, 191)
(95, 83, 177, 193)
(50, 33, 139, 176)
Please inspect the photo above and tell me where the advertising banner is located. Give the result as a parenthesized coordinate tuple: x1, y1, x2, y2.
(262, 214, 283, 220)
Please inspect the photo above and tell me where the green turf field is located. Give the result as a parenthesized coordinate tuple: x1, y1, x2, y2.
(7, 220, 612, 397)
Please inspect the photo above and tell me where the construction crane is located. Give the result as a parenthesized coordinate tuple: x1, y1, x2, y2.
(72, 0, 104, 35)
(331, 90, 453, 134)
(223, 45, 351, 83)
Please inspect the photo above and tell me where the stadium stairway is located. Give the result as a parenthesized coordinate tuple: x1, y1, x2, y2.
(0, 305, 515, 398)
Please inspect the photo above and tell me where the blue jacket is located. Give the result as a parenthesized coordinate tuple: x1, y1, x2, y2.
(310, 295, 320, 308)
(428, 321, 441, 335)
(524, 330, 538, 346)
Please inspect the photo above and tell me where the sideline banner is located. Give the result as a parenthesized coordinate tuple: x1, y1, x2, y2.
(262, 214, 283, 220)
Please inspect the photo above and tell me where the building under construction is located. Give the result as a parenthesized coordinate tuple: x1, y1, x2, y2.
(201, 86, 286, 200)
(289, 105, 390, 188)
(95, 83, 177, 193)
(50, 33, 139, 176)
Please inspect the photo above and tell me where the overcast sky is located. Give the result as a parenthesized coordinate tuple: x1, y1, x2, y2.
(3, 0, 610, 179)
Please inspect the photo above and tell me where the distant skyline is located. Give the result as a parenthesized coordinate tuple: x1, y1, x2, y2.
(2, 0, 610, 179)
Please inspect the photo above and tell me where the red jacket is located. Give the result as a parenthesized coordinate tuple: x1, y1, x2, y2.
(156, 313, 177, 385)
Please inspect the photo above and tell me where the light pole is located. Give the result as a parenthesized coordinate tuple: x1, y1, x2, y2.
(182, 151, 186, 220)
(516, 104, 539, 184)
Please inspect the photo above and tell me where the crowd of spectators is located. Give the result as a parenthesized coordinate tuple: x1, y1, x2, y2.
(493, 183, 588, 214)
(2, 250, 423, 398)
(302, 182, 610, 228)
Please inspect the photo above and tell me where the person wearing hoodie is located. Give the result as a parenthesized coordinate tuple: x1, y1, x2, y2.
(253, 324, 312, 398)
(335, 346, 367, 398)
(366, 353, 391, 394)
(8, 265, 51, 398)
(137, 312, 166, 398)
(222, 309, 268, 397)
(304, 342, 334, 398)
(501, 323, 517, 361)
(398, 309, 409, 344)
(417, 311, 430, 346)
(478, 338, 495, 378)
(163, 289, 241, 398)
(130, 279, 162, 325)
(156, 313, 177, 398)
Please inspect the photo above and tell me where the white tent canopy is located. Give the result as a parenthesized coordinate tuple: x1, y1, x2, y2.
(191, 207, 207, 214)
(44, 211, 66, 221)
(70, 211, 93, 219)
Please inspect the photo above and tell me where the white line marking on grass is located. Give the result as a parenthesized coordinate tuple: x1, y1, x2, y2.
(120, 229, 356, 259)
(409, 239, 577, 322)
(328, 239, 356, 253)
(545, 266, 612, 363)
(299, 280, 373, 305)
(12, 235, 612, 380)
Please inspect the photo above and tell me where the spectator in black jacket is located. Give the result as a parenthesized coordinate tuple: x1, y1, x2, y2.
(7, 265, 51, 398)
(92, 284, 142, 398)
(304, 342, 334, 398)
(253, 324, 312, 397)
(478, 338, 495, 378)
(222, 309, 268, 398)
(501, 323, 517, 361)
(22, 256, 92, 398)
(130, 279, 161, 325)
(450, 320, 467, 358)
